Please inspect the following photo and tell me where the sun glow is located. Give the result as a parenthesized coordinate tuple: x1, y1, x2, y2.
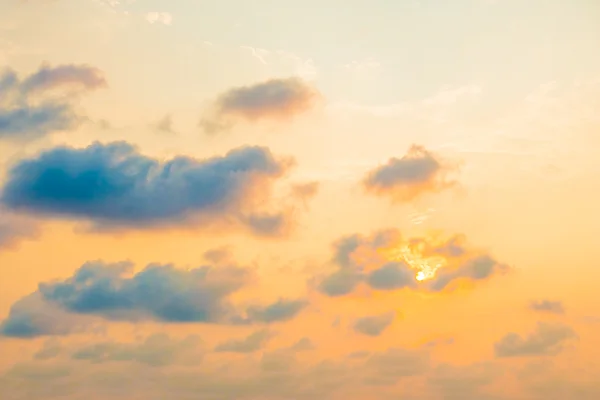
(393, 245, 446, 282)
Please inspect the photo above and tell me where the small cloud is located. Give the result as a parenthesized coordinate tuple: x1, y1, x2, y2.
(154, 114, 175, 134)
(494, 322, 577, 358)
(289, 337, 315, 351)
(200, 77, 320, 135)
(215, 330, 272, 353)
(363, 145, 459, 202)
(245, 299, 307, 324)
(353, 312, 395, 337)
(240, 46, 270, 65)
(530, 300, 565, 315)
(146, 12, 173, 25)
(0, 211, 39, 249)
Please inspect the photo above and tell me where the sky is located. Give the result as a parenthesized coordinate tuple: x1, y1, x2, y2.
(1, 0, 600, 399)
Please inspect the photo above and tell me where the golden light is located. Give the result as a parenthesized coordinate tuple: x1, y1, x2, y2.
(392, 244, 446, 282)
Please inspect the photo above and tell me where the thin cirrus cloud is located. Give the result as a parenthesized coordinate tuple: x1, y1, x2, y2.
(363, 145, 459, 202)
(314, 229, 509, 297)
(0, 64, 106, 140)
(0, 260, 307, 338)
(0, 141, 298, 234)
(199, 77, 321, 134)
(145, 12, 173, 25)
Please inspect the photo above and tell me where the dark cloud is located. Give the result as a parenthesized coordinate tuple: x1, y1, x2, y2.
(200, 77, 320, 134)
(317, 270, 363, 297)
(0, 64, 105, 140)
(240, 211, 290, 237)
(71, 333, 202, 366)
(245, 299, 307, 323)
(215, 329, 272, 353)
(494, 322, 577, 358)
(363, 145, 458, 202)
(529, 300, 565, 315)
(352, 312, 395, 337)
(1, 141, 292, 232)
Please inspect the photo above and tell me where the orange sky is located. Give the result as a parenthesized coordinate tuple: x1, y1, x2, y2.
(1, 0, 600, 399)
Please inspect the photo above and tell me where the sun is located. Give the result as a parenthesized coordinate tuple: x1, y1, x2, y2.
(392, 244, 446, 282)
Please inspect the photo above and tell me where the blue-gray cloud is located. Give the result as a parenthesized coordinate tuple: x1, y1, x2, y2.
(37, 261, 251, 323)
(0, 141, 291, 231)
(0, 64, 105, 140)
(200, 77, 319, 134)
(1, 260, 308, 337)
(363, 145, 457, 202)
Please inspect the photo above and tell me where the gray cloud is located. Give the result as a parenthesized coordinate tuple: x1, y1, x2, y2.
(245, 299, 307, 323)
(0, 64, 105, 140)
(367, 262, 416, 291)
(0, 212, 38, 249)
(353, 312, 395, 337)
(427, 255, 509, 292)
(494, 322, 577, 358)
(200, 77, 320, 134)
(71, 333, 202, 367)
(215, 329, 272, 353)
(363, 145, 458, 202)
(530, 300, 565, 315)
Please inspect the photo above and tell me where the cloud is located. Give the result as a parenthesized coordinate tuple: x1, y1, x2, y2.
(71, 334, 202, 366)
(529, 300, 565, 315)
(314, 229, 509, 297)
(0, 64, 105, 140)
(154, 114, 175, 134)
(1, 260, 307, 336)
(0, 212, 38, 249)
(363, 144, 459, 202)
(0, 293, 85, 338)
(1, 141, 294, 233)
(215, 329, 272, 353)
(200, 77, 320, 134)
(145, 12, 173, 25)
(245, 299, 307, 323)
(17, 64, 107, 94)
(352, 312, 395, 337)
(36, 261, 250, 323)
(494, 322, 577, 358)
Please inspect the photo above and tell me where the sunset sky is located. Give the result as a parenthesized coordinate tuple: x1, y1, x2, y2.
(1, 0, 600, 399)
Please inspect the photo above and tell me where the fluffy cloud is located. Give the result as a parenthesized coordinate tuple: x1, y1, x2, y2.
(0, 141, 297, 233)
(315, 229, 509, 297)
(494, 322, 577, 358)
(363, 145, 459, 202)
(0, 260, 309, 337)
(200, 77, 320, 134)
(0, 64, 105, 140)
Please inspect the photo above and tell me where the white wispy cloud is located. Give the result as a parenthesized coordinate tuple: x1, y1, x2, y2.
(146, 12, 173, 26)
